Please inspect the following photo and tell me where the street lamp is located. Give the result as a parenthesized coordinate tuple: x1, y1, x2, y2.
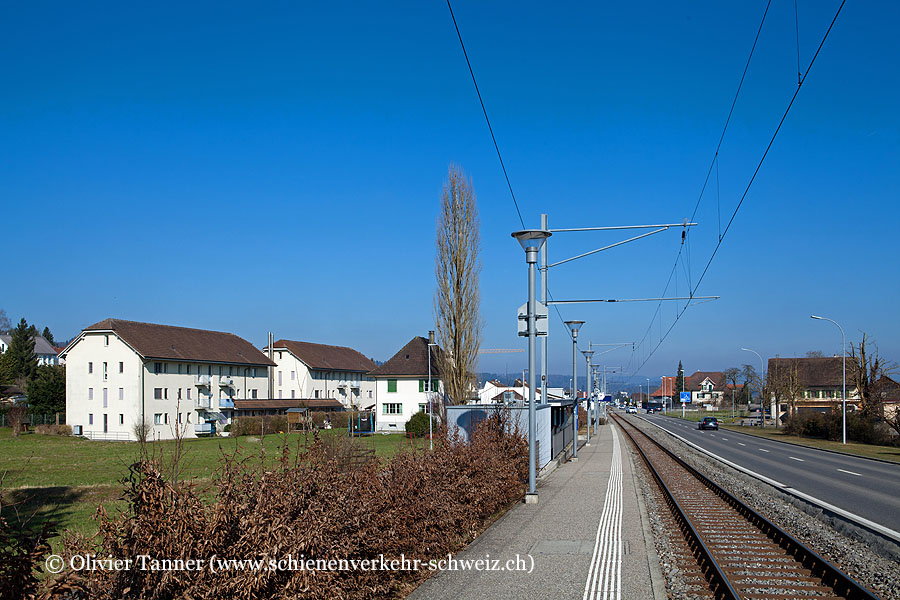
(741, 348, 765, 427)
(811, 315, 847, 444)
(427, 340, 437, 451)
(512, 228, 551, 503)
(646, 377, 650, 412)
(565, 320, 584, 461)
(582, 349, 595, 440)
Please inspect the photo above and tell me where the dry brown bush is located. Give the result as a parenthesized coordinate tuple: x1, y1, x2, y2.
(41, 412, 526, 599)
(33, 424, 72, 436)
(228, 415, 289, 437)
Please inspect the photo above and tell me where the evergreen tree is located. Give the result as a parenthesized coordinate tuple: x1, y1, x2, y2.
(676, 361, 686, 393)
(5, 318, 38, 384)
(41, 326, 55, 345)
(27, 365, 66, 414)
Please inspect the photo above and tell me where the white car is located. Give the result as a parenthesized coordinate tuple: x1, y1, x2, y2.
(626, 406, 637, 414)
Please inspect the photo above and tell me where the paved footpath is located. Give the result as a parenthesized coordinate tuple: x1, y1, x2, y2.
(409, 422, 665, 600)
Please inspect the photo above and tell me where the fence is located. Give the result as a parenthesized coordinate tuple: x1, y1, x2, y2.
(0, 412, 66, 427)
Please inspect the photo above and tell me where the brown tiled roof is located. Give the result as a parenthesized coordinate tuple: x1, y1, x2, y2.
(687, 371, 725, 389)
(768, 356, 846, 388)
(270, 339, 376, 372)
(232, 398, 344, 410)
(368, 336, 441, 377)
(81, 319, 275, 366)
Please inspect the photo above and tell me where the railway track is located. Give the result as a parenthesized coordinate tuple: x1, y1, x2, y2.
(611, 414, 880, 600)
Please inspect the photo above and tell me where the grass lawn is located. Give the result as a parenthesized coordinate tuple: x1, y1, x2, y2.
(0, 427, 430, 541)
(659, 412, 900, 464)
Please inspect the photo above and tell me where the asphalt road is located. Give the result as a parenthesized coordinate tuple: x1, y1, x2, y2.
(640, 414, 900, 535)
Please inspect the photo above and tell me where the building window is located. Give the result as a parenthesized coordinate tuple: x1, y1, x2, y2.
(119, 361, 124, 373)
(88, 362, 93, 374)
(419, 403, 426, 413)
(383, 403, 402, 415)
(118, 388, 124, 400)
(278, 390, 283, 399)
(387, 379, 397, 393)
(314, 390, 320, 399)
(103, 388, 108, 407)
(104, 335, 109, 346)
(251, 389, 258, 399)
(154, 414, 162, 425)
(368, 390, 373, 399)
(88, 414, 93, 425)
(119, 414, 124, 425)
(103, 362, 108, 381)
(187, 389, 192, 400)
(164, 413, 169, 425)
(177, 388, 182, 400)
(291, 371, 295, 380)
(154, 388, 163, 400)
(291, 390, 295, 399)
(252, 368, 257, 377)
(154, 362, 163, 374)
(185, 364, 191, 375)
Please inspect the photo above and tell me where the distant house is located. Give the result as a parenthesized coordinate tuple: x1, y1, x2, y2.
(0, 334, 60, 366)
(768, 356, 859, 415)
(369, 333, 443, 433)
(651, 372, 726, 406)
(263, 339, 377, 410)
(61, 318, 275, 441)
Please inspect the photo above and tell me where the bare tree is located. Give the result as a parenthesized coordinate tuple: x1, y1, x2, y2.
(722, 367, 741, 410)
(770, 359, 803, 419)
(849, 333, 897, 419)
(806, 350, 825, 358)
(434, 165, 482, 411)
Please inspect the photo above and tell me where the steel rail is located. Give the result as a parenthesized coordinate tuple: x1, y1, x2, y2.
(612, 414, 881, 600)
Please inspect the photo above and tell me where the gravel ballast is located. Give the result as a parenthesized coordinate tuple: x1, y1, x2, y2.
(623, 416, 900, 600)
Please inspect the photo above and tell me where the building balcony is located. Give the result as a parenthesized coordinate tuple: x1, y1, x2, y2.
(219, 376, 234, 388)
(194, 423, 214, 435)
(195, 375, 211, 387)
(218, 397, 235, 409)
(195, 398, 211, 410)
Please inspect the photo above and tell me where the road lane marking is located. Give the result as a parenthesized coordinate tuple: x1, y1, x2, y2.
(837, 469, 862, 477)
(789, 457, 804, 462)
(737, 443, 746, 446)
(759, 449, 770, 453)
(721, 437, 728, 440)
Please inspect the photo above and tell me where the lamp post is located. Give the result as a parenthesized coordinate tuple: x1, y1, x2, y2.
(427, 341, 437, 451)
(565, 320, 584, 460)
(512, 228, 551, 502)
(646, 377, 650, 412)
(741, 347, 765, 427)
(583, 349, 594, 440)
(811, 315, 847, 444)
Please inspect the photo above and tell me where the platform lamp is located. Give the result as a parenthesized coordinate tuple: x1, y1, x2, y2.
(512, 228, 551, 503)
(582, 349, 595, 439)
(565, 320, 584, 460)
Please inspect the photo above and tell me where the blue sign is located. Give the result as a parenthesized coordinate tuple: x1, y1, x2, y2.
(680, 391, 691, 404)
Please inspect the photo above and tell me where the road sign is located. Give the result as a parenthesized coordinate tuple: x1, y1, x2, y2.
(680, 391, 691, 404)
(517, 302, 548, 336)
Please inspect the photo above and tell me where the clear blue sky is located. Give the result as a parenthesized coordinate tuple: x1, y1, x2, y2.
(3, 1, 897, 388)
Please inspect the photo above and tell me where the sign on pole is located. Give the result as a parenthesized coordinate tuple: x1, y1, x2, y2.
(680, 391, 691, 404)
(517, 302, 548, 336)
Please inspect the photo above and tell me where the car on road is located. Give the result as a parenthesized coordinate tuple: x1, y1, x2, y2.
(625, 406, 637, 414)
(698, 417, 719, 430)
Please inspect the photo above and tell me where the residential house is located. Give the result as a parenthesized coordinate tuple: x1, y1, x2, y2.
(62, 318, 275, 441)
(768, 356, 859, 416)
(0, 334, 60, 366)
(369, 333, 442, 432)
(263, 339, 376, 410)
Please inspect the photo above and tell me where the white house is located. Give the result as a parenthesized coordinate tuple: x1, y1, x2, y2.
(62, 318, 275, 441)
(369, 333, 443, 432)
(0, 334, 60, 366)
(263, 339, 376, 410)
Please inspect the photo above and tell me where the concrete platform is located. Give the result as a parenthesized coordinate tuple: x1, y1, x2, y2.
(409, 421, 665, 600)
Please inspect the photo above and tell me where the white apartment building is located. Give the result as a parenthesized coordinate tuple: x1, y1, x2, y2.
(0, 334, 60, 366)
(370, 334, 443, 432)
(62, 318, 274, 441)
(264, 339, 376, 410)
